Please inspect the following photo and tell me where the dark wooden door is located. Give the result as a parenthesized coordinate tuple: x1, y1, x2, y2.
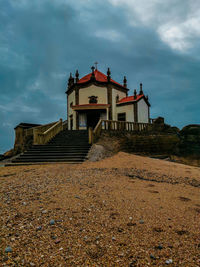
(87, 111, 100, 129)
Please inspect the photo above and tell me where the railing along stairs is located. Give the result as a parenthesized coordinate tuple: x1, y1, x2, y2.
(89, 119, 152, 144)
(33, 119, 63, 145)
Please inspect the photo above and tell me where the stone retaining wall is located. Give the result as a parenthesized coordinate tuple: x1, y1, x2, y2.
(96, 124, 200, 166)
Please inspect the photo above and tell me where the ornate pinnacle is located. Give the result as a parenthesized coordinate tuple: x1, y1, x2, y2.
(75, 70, 79, 83)
(107, 67, 111, 81)
(91, 66, 95, 80)
(139, 83, 143, 95)
(123, 76, 127, 88)
(68, 72, 74, 87)
(134, 89, 137, 99)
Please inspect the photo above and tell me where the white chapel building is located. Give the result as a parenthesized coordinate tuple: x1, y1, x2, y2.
(66, 66, 150, 130)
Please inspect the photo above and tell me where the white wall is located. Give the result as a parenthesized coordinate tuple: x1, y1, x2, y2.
(138, 98, 149, 123)
(79, 85, 107, 105)
(116, 104, 134, 122)
(112, 88, 127, 120)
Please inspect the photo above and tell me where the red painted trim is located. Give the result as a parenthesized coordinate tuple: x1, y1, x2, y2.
(72, 104, 110, 108)
(117, 94, 151, 106)
(77, 69, 125, 88)
(118, 94, 143, 103)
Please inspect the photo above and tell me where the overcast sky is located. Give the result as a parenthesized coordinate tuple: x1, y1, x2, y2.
(1, 0, 200, 153)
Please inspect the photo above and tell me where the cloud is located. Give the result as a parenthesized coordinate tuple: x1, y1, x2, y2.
(108, 0, 200, 52)
(0, 0, 200, 153)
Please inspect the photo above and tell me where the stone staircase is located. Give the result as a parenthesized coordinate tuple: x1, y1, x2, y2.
(12, 130, 91, 163)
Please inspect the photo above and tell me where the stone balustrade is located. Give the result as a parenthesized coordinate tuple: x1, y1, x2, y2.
(33, 119, 63, 145)
(89, 119, 153, 144)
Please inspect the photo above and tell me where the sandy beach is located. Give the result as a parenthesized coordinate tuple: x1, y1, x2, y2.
(0, 152, 199, 266)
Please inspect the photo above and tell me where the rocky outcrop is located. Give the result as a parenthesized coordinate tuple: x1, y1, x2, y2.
(92, 122, 200, 166)
(175, 125, 200, 159)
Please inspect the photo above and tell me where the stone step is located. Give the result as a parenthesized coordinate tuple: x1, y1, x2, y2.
(23, 152, 88, 155)
(29, 146, 90, 148)
(29, 146, 90, 151)
(12, 158, 85, 163)
(19, 155, 88, 159)
(12, 129, 91, 164)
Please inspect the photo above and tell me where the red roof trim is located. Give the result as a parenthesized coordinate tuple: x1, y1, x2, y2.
(72, 104, 110, 107)
(117, 94, 144, 104)
(117, 94, 150, 107)
(77, 69, 124, 88)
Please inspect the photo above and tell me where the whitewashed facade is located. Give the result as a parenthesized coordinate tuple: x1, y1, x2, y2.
(66, 67, 150, 130)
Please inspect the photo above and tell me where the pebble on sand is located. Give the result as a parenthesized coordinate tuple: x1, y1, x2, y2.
(5, 246, 12, 253)
(166, 259, 173, 264)
(155, 244, 163, 250)
(50, 219, 55, 225)
(150, 254, 156, 260)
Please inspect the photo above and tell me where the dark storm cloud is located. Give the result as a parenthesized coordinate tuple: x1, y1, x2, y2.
(0, 0, 200, 153)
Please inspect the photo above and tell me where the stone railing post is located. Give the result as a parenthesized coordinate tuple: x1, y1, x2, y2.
(33, 128, 41, 145)
(88, 127, 93, 144)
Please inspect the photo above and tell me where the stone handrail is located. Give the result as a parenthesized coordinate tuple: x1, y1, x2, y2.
(89, 119, 153, 144)
(26, 122, 56, 137)
(88, 119, 102, 144)
(33, 119, 63, 145)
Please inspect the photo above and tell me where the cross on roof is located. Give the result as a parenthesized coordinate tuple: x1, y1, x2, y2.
(94, 62, 98, 70)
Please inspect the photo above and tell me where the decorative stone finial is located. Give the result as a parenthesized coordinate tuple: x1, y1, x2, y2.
(68, 72, 74, 87)
(134, 89, 137, 99)
(123, 76, 127, 88)
(139, 83, 143, 95)
(75, 70, 79, 83)
(107, 67, 111, 81)
(91, 66, 95, 80)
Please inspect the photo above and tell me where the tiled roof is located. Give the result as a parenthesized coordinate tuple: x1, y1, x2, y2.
(117, 95, 144, 104)
(78, 69, 124, 87)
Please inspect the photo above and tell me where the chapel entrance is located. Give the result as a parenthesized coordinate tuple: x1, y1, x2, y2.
(76, 107, 107, 130)
(86, 110, 101, 129)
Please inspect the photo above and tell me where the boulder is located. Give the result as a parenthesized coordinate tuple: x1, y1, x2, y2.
(180, 124, 200, 135)
(3, 149, 15, 159)
(87, 144, 107, 162)
(176, 124, 200, 158)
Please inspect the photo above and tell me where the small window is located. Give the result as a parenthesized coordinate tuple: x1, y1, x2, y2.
(70, 102, 73, 108)
(117, 113, 126, 121)
(88, 95, 98, 104)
